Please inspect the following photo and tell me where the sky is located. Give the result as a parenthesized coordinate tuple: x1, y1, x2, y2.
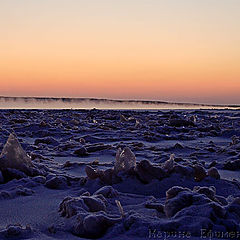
(0, 0, 239, 104)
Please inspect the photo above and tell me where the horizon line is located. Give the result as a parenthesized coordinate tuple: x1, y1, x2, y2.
(0, 95, 239, 108)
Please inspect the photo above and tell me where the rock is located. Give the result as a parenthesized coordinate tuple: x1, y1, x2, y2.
(45, 176, 68, 189)
(98, 168, 115, 185)
(169, 119, 195, 127)
(145, 201, 164, 212)
(86, 144, 111, 153)
(74, 146, 88, 157)
(0, 133, 33, 173)
(1, 168, 27, 181)
(135, 160, 166, 184)
(34, 137, 59, 146)
(207, 167, 220, 179)
(74, 213, 121, 238)
(69, 119, 80, 125)
(32, 176, 46, 184)
(193, 186, 216, 200)
(59, 196, 88, 218)
(173, 143, 184, 149)
(94, 186, 118, 198)
(165, 190, 193, 218)
(114, 147, 136, 173)
(173, 164, 194, 177)
(223, 159, 240, 170)
(193, 165, 207, 181)
(85, 165, 99, 179)
(166, 186, 191, 200)
(82, 196, 106, 212)
(59, 195, 106, 218)
(0, 170, 4, 183)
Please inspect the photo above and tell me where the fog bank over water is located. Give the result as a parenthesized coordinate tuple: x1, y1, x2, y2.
(0, 96, 239, 110)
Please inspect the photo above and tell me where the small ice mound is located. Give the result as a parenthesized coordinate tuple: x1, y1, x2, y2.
(163, 154, 175, 172)
(45, 176, 68, 190)
(0, 224, 32, 239)
(164, 186, 234, 236)
(207, 167, 220, 179)
(59, 191, 121, 238)
(0, 133, 33, 172)
(114, 147, 136, 174)
(74, 213, 121, 238)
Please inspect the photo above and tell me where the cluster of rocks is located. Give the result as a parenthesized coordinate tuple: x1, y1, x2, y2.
(85, 148, 221, 186)
(59, 186, 121, 238)
(57, 183, 240, 239)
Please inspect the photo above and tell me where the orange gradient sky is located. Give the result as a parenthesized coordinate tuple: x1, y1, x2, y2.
(0, 0, 240, 104)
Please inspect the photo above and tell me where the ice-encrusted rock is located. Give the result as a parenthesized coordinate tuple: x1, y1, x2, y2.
(59, 195, 106, 218)
(45, 176, 68, 189)
(32, 176, 46, 184)
(193, 186, 216, 200)
(85, 167, 121, 185)
(207, 167, 220, 179)
(94, 186, 118, 198)
(34, 137, 59, 146)
(135, 160, 167, 184)
(173, 164, 194, 177)
(223, 159, 240, 170)
(74, 146, 88, 156)
(114, 147, 136, 173)
(0, 133, 33, 172)
(169, 119, 195, 127)
(164, 185, 226, 222)
(166, 186, 191, 200)
(86, 143, 111, 153)
(193, 164, 207, 181)
(74, 213, 121, 238)
(165, 188, 193, 218)
(1, 168, 27, 181)
(85, 165, 98, 179)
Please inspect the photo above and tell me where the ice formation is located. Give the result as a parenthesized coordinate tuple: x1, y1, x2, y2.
(114, 147, 136, 173)
(163, 153, 175, 172)
(0, 133, 32, 172)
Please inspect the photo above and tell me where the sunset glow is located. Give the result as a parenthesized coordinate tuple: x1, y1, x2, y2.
(0, 0, 239, 104)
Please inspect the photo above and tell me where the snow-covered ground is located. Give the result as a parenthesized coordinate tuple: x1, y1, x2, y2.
(0, 109, 240, 239)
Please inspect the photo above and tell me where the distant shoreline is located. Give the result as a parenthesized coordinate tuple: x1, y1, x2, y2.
(0, 96, 239, 108)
